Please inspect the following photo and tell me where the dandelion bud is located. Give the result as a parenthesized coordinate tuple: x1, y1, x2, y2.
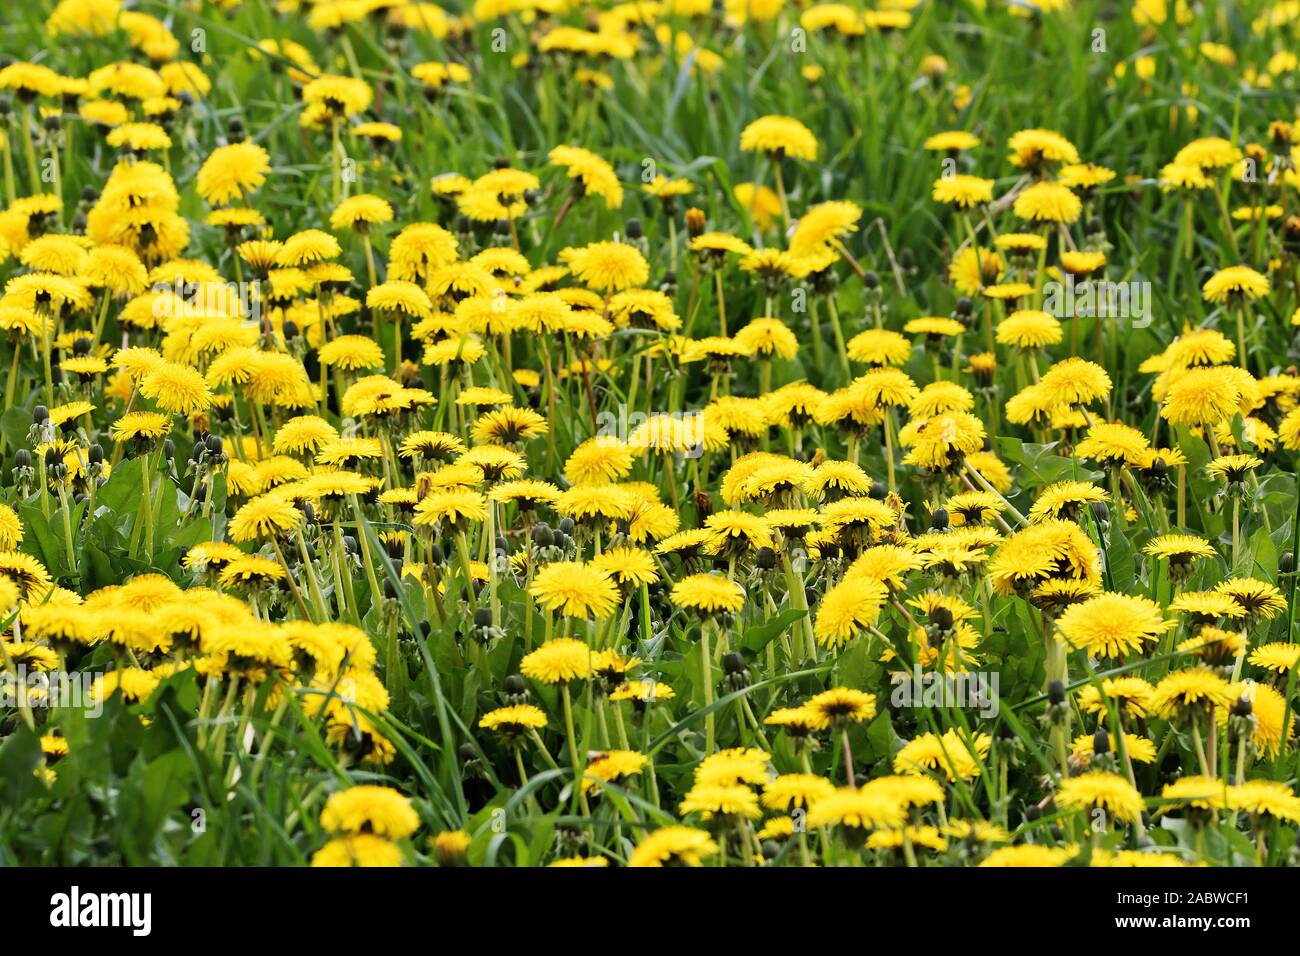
(1048, 680, 1065, 705)
(920, 54, 948, 80)
(1093, 727, 1110, 755)
(684, 207, 706, 238)
(87, 444, 103, 466)
(558, 517, 575, 536)
(14, 449, 30, 469)
(1281, 551, 1295, 575)
(930, 508, 949, 531)
(862, 270, 879, 290)
(32, 405, 48, 425)
(1233, 695, 1253, 718)
(756, 546, 776, 570)
(1271, 121, 1294, 154)
(1088, 500, 1109, 524)
(625, 218, 643, 240)
(1281, 217, 1300, 253)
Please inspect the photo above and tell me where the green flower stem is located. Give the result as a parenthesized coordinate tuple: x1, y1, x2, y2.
(138, 453, 154, 558)
(1, 121, 15, 205)
(824, 294, 851, 381)
(17, 103, 41, 195)
(272, 538, 315, 622)
(714, 269, 727, 337)
(527, 728, 560, 771)
(295, 530, 330, 620)
(701, 617, 716, 754)
(486, 500, 499, 623)
(348, 495, 384, 615)
(454, 529, 478, 613)
(782, 551, 815, 661)
(56, 485, 77, 581)
(334, 521, 361, 625)
(561, 683, 590, 815)
(246, 694, 289, 790)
